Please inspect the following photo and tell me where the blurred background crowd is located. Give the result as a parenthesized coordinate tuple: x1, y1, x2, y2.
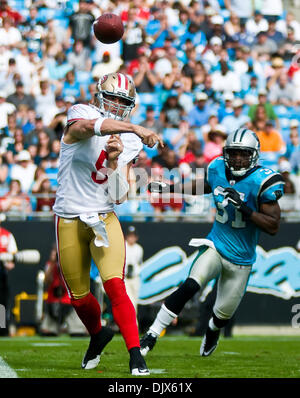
(0, 0, 300, 221)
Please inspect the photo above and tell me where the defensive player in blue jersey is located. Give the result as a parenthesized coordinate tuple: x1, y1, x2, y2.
(140, 128, 284, 357)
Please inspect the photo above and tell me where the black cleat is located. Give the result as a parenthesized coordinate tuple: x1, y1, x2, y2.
(140, 332, 157, 356)
(129, 347, 150, 376)
(81, 326, 114, 369)
(200, 327, 220, 357)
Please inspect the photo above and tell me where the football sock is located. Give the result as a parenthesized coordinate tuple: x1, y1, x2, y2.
(149, 304, 177, 337)
(164, 277, 201, 314)
(208, 313, 230, 331)
(104, 277, 140, 350)
(71, 292, 102, 336)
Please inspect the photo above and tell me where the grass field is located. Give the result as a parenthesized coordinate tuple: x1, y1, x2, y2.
(0, 335, 300, 379)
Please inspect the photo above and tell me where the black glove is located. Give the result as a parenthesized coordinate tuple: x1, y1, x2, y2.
(148, 181, 174, 194)
(224, 187, 253, 219)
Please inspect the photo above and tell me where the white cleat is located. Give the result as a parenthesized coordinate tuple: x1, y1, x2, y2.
(82, 355, 101, 370)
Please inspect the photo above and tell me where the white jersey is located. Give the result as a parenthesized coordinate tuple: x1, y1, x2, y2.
(53, 103, 143, 218)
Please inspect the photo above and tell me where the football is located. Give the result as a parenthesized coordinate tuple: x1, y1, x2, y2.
(93, 13, 124, 44)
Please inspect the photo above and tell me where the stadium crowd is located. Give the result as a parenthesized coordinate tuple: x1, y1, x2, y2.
(0, 0, 300, 219)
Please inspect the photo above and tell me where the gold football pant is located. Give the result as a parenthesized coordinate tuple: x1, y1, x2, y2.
(55, 212, 125, 299)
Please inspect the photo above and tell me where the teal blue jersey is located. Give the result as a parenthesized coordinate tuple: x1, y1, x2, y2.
(206, 157, 284, 265)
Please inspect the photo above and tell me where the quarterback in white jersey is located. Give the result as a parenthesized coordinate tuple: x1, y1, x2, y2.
(53, 72, 162, 376)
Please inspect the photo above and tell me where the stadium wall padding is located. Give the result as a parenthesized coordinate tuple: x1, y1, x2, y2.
(4, 220, 300, 326)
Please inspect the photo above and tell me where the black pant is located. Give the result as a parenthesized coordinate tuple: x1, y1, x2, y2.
(0, 272, 9, 336)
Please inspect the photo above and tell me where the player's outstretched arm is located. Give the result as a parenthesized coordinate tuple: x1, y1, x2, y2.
(65, 118, 164, 148)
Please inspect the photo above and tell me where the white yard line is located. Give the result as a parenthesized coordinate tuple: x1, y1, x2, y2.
(0, 356, 18, 378)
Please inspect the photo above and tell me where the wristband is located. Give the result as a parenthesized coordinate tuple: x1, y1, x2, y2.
(94, 117, 103, 136)
(239, 203, 253, 219)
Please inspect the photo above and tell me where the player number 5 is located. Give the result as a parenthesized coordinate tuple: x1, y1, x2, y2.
(91, 150, 108, 184)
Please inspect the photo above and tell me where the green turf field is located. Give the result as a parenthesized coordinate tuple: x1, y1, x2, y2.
(0, 335, 299, 378)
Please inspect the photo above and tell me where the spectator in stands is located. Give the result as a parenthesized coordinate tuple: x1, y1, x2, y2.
(30, 165, 47, 194)
(224, 12, 241, 38)
(278, 158, 296, 194)
(45, 153, 59, 191)
(34, 177, 56, 213)
(42, 32, 63, 60)
(146, 11, 176, 51)
(248, 89, 279, 128)
(10, 150, 37, 193)
(178, 21, 207, 53)
(61, 69, 84, 100)
(0, 17, 22, 48)
(0, 113, 18, 155)
(122, 7, 145, 63)
(0, 90, 15, 129)
(0, 179, 31, 214)
(35, 80, 56, 126)
(261, 0, 283, 22)
(140, 105, 163, 136)
(188, 92, 212, 128)
(224, 0, 253, 24)
(202, 36, 223, 70)
(25, 115, 56, 146)
(191, 61, 207, 91)
(256, 119, 286, 153)
(245, 10, 269, 36)
(269, 72, 296, 107)
(35, 131, 52, 167)
(280, 27, 300, 62)
(92, 51, 123, 80)
(67, 0, 95, 49)
(221, 98, 251, 133)
(285, 120, 300, 159)
(178, 129, 202, 165)
(133, 51, 159, 93)
(0, 0, 22, 25)
(163, 119, 190, 154)
(206, 14, 228, 43)
(5, 127, 27, 163)
(160, 94, 185, 129)
(277, 11, 300, 41)
(0, 149, 8, 194)
(6, 81, 35, 110)
(266, 18, 284, 46)
(290, 146, 300, 175)
(211, 57, 242, 94)
(251, 31, 277, 56)
(67, 40, 92, 72)
(203, 128, 227, 164)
